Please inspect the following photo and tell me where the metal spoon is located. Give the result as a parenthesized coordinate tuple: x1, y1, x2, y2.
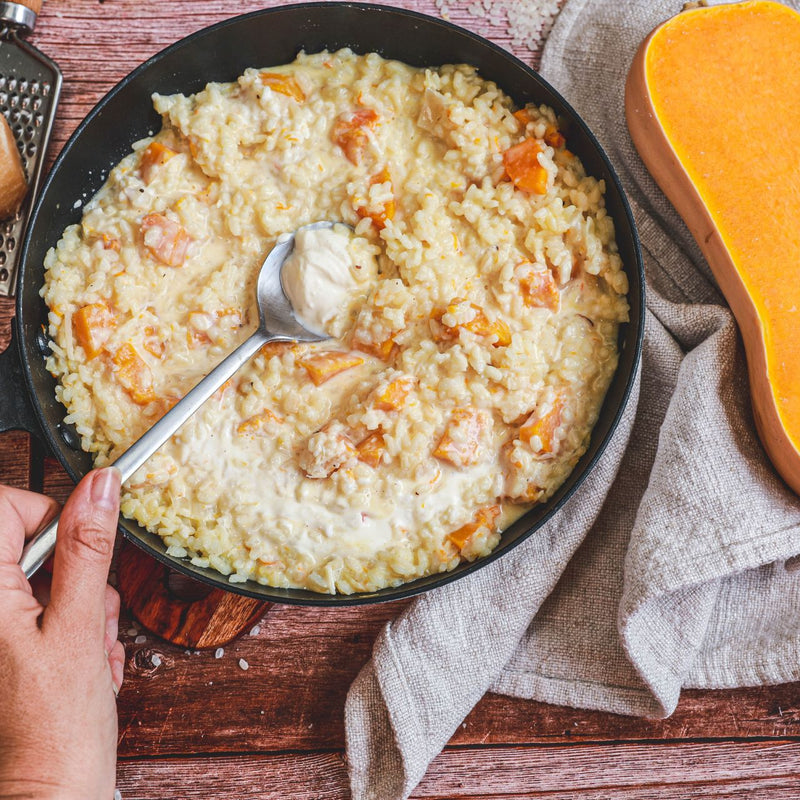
(19, 220, 334, 578)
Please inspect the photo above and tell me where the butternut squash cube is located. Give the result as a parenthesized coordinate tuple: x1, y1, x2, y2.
(503, 138, 548, 194)
(432, 300, 511, 347)
(447, 505, 500, 550)
(519, 398, 563, 455)
(517, 264, 560, 312)
(259, 72, 305, 102)
(433, 407, 489, 468)
(332, 108, 379, 165)
(73, 303, 116, 359)
(141, 213, 191, 267)
(112, 343, 156, 405)
(237, 409, 283, 437)
(298, 351, 364, 386)
(140, 141, 177, 183)
(373, 376, 414, 412)
(356, 431, 386, 468)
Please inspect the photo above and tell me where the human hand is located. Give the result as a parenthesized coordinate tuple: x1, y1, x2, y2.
(0, 469, 124, 800)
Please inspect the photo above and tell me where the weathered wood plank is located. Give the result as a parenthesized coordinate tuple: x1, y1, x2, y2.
(115, 741, 800, 799)
(115, 598, 800, 756)
(0, 430, 33, 489)
(41, 455, 74, 503)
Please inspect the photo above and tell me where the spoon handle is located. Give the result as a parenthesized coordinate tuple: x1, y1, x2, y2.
(19, 328, 274, 578)
(113, 329, 271, 482)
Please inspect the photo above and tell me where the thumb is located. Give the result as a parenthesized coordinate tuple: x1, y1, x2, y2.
(46, 468, 121, 638)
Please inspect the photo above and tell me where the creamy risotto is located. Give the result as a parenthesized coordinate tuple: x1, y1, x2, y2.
(42, 50, 629, 594)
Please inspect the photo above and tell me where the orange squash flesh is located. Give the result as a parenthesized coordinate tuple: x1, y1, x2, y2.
(626, 0, 800, 494)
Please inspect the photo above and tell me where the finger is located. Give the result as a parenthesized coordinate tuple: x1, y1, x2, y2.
(109, 639, 126, 695)
(0, 485, 60, 564)
(46, 468, 121, 639)
(104, 584, 120, 656)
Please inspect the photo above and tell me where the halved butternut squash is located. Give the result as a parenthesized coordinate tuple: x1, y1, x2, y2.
(625, 0, 800, 494)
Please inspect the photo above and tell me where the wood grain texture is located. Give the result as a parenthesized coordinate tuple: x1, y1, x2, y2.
(113, 597, 800, 757)
(115, 742, 800, 799)
(1, 2, 800, 798)
(16, 0, 42, 15)
(0, 429, 33, 489)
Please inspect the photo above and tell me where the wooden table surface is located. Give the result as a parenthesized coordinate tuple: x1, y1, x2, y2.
(3, 1, 800, 797)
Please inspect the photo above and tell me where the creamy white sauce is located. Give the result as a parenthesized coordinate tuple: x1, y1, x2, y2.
(281, 224, 358, 335)
(169, 410, 502, 565)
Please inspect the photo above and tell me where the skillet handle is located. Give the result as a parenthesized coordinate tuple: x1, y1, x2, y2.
(0, 321, 41, 436)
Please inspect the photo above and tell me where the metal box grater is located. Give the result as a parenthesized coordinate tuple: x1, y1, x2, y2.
(0, 0, 61, 297)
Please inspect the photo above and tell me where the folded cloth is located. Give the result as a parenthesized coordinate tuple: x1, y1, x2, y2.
(345, 0, 800, 798)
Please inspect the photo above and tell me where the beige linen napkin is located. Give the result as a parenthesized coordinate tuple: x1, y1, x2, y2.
(345, 1, 800, 798)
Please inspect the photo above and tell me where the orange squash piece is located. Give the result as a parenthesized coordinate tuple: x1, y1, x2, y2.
(332, 108, 379, 165)
(518, 264, 560, 312)
(447, 505, 500, 550)
(259, 72, 305, 102)
(519, 398, 563, 455)
(352, 331, 397, 361)
(503, 138, 548, 194)
(140, 213, 191, 267)
(140, 141, 177, 183)
(513, 108, 531, 126)
(260, 341, 295, 359)
(356, 431, 386, 468)
(237, 409, 283, 437)
(432, 300, 511, 347)
(73, 303, 116, 358)
(373, 376, 414, 412)
(356, 168, 396, 229)
(433, 407, 487, 468)
(100, 233, 120, 252)
(543, 125, 566, 150)
(142, 325, 165, 359)
(626, 0, 800, 494)
(112, 343, 156, 405)
(298, 351, 364, 385)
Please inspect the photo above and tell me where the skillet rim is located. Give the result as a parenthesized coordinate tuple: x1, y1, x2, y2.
(17, 1, 645, 606)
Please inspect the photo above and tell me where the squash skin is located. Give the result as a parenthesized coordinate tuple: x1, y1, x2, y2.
(625, 0, 800, 495)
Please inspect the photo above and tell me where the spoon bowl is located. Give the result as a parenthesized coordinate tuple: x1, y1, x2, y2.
(19, 221, 335, 577)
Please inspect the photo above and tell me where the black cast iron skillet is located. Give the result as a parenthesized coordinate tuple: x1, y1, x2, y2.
(0, 2, 644, 605)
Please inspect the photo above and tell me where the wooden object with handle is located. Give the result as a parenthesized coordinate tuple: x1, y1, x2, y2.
(13, 0, 43, 13)
(117, 542, 271, 649)
(625, 0, 800, 495)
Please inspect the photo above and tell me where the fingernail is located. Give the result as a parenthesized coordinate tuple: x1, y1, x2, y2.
(91, 468, 121, 510)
